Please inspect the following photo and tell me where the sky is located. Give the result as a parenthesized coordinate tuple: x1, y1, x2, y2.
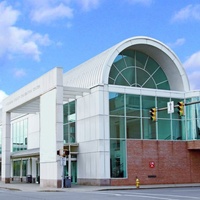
(1, 0, 200, 106)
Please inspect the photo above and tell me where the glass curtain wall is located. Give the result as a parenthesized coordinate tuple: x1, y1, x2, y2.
(171, 98, 186, 140)
(22, 160, 27, 176)
(109, 50, 170, 90)
(109, 92, 190, 178)
(13, 160, 20, 176)
(13, 159, 27, 177)
(186, 97, 200, 140)
(142, 95, 156, 139)
(63, 101, 76, 144)
(108, 48, 200, 179)
(110, 93, 127, 178)
(12, 118, 28, 152)
(110, 93, 186, 139)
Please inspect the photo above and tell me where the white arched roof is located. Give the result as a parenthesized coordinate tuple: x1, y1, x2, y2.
(63, 36, 190, 92)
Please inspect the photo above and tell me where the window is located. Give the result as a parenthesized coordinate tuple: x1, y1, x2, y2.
(142, 95, 156, 139)
(109, 93, 191, 142)
(109, 50, 170, 90)
(12, 118, 28, 152)
(63, 101, 76, 144)
(110, 116, 125, 139)
(110, 139, 126, 178)
(13, 160, 20, 176)
(109, 93, 127, 178)
(186, 97, 200, 140)
(22, 160, 27, 176)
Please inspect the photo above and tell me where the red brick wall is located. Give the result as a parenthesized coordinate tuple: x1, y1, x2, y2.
(111, 140, 200, 186)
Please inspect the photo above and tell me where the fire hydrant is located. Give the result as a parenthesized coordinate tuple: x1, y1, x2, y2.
(135, 177, 140, 189)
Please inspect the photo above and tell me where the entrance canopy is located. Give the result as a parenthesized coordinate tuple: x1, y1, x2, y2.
(2, 68, 90, 114)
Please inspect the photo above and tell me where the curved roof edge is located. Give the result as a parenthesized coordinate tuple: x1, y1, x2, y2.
(63, 36, 190, 92)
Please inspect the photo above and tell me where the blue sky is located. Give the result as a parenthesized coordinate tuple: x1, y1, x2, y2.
(1, 0, 200, 105)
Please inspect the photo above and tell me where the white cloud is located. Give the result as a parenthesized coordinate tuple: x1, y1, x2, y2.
(0, 90, 8, 109)
(24, 0, 101, 23)
(29, 0, 100, 20)
(187, 71, 200, 90)
(32, 33, 51, 46)
(56, 41, 63, 47)
(30, 3, 73, 23)
(76, 0, 100, 11)
(167, 38, 186, 48)
(183, 51, 200, 69)
(126, 0, 153, 6)
(0, 2, 51, 61)
(13, 68, 27, 78)
(173, 4, 200, 21)
(0, 1, 19, 27)
(183, 51, 200, 90)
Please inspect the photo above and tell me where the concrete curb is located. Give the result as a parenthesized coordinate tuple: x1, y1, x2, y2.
(0, 182, 200, 192)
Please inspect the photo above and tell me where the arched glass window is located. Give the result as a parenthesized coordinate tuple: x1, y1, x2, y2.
(109, 50, 170, 90)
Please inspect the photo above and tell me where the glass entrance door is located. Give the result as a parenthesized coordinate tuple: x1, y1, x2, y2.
(71, 161, 77, 183)
(64, 161, 77, 184)
(36, 161, 40, 184)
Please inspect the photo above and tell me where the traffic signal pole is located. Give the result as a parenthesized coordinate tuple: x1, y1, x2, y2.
(185, 100, 200, 106)
(57, 148, 69, 188)
(62, 160, 64, 189)
(68, 145, 71, 183)
(150, 100, 200, 113)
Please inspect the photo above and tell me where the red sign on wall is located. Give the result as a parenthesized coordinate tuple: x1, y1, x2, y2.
(149, 161, 155, 168)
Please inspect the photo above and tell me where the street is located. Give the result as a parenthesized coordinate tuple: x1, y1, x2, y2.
(0, 187, 200, 200)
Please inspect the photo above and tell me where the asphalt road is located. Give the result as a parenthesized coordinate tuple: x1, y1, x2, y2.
(1, 187, 200, 200)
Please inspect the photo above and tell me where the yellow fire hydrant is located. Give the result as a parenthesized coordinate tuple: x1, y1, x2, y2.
(135, 177, 140, 189)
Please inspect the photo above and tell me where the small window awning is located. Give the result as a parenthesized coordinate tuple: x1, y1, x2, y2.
(11, 148, 39, 159)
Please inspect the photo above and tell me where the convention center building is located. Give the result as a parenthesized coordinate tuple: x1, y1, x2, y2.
(0, 36, 200, 188)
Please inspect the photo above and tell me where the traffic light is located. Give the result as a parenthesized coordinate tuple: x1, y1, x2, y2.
(64, 149, 69, 156)
(150, 108, 157, 121)
(57, 149, 69, 157)
(178, 101, 184, 116)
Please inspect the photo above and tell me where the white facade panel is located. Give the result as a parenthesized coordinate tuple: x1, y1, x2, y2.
(40, 162, 60, 184)
(77, 115, 106, 141)
(78, 150, 109, 179)
(40, 90, 57, 163)
(40, 85, 63, 187)
(185, 91, 200, 98)
(28, 114, 40, 149)
(99, 152, 110, 178)
(98, 115, 109, 140)
(76, 86, 110, 180)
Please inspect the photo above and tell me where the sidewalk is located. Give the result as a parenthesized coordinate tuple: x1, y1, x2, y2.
(0, 181, 200, 192)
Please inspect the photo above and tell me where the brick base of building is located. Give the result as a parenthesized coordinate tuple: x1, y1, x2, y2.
(111, 140, 200, 186)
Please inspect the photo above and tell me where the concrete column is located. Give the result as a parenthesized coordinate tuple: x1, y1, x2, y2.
(1, 111, 11, 183)
(11, 160, 13, 179)
(20, 159, 22, 182)
(27, 158, 32, 175)
(68, 150, 71, 179)
(39, 69, 63, 188)
(31, 158, 37, 181)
